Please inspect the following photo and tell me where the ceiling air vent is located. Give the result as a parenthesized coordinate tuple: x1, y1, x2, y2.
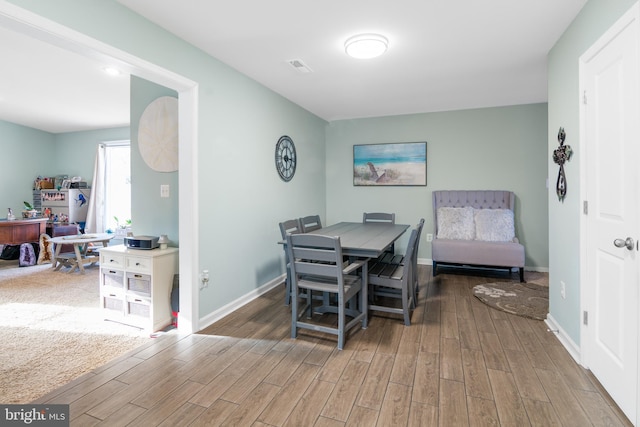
(287, 59, 313, 73)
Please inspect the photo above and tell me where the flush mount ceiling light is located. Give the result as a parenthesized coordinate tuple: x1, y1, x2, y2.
(102, 66, 122, 76)
(344, 33, 388, 59)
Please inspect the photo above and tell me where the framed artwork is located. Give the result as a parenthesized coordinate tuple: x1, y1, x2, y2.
(353, 142, 427, 186)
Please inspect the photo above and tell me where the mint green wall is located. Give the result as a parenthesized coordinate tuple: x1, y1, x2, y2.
(53, 127, 129, 186)
(0, 120, 128, 216)
(547, 0, 637, 345)
(130, 77, 178, 244)
(7, 0, 327, 319)
(326, 104, 549, 269)
(0, 120, 55, 213)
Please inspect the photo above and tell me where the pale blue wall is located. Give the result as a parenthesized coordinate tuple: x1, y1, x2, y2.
(547, 0, 636, 345)
(0, 120, 55, 213)
(0, 120, 129, 214)
(129, 77, 178, 244)
(326, 104, 549, 269)
(53, 127, 130, 185)
(6, 0, 328, 319)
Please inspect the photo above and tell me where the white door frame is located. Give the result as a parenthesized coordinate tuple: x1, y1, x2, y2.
(0, 1, 201, 333)
(579, 2, 640, 423)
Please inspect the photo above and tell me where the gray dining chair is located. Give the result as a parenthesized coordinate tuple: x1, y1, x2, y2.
(367, 221, 422, 326)
(279, 218, 302, 305)
(362, 212, 396, 224)
(286, 233, 368, 350)
(300, 215, 322, 233)
(363, 212, 396, 255)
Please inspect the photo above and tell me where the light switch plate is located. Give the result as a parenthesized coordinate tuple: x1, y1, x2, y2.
(160, 184, 170, 198)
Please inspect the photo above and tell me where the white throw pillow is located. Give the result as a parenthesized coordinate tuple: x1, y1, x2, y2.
(436, 207, 475, 240)
(474, 209, 515, 242)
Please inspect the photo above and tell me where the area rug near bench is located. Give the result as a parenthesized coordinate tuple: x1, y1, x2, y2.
(473, 281, 549, 320)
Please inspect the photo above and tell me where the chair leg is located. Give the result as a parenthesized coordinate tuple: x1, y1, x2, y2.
(432, 261, 438, 276)
(361, 284, 368, 330)
(338, 294, 345, 350)
(284, 267, 291, 306)
(402, 283, 411, 326)
(291, 285, 298, 339)
(409, 272, 417, 309)
(306, 289, 313, 319)
(519, 267, 525, 283)
(361, 264, 368, 329)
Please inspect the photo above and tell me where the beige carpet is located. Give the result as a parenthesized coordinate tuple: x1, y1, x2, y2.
(0, 261, 151, 403)
(472, 273, 549, 321)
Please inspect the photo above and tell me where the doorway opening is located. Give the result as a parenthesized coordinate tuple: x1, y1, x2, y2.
(104, 141, 131, 234)
(0, 2, 199, 333)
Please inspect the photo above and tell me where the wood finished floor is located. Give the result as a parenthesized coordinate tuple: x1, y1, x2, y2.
(35, 266, 632, 426)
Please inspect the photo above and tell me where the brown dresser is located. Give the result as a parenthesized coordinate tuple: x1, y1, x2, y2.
(0, 218, 48, 244)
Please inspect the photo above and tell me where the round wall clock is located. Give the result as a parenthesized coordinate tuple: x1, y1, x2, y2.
(138, 96, 179, 172)
(275, 135, 296, 182)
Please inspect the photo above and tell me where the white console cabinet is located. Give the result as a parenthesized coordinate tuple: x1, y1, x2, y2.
(99, 245, 178, 332)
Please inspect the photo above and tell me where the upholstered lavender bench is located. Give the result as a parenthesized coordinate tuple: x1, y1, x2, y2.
(431, 190, 525, 282)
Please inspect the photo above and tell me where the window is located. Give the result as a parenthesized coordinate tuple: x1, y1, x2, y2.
(104, 142, 131, 232)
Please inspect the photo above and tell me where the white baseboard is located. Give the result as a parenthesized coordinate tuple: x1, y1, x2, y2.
(198, 274, 285, 330)
(545, 313, 583, 366)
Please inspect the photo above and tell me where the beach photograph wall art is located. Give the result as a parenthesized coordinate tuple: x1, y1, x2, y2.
(353, 142, 427, 186)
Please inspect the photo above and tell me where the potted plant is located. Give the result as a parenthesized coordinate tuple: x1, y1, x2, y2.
(114, 216, 132, 238)
(22, 201, 39, 218)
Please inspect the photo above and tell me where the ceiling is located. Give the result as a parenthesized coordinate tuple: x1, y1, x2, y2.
(0, 25, 130, 134)
(0, 0, 587, 134)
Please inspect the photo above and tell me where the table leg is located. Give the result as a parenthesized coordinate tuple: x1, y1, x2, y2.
(73, 243, 85, 274)
(52, 243, 63, 271)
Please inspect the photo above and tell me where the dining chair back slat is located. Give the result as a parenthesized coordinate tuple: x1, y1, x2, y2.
(300, 215, 322, 233)
(363, 212, 396, 224)
(279, 218, 302, 239)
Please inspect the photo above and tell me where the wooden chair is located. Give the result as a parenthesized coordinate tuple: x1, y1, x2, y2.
(300, 215, 322, 233)
(279, 218, 303, 305)
(367, 222, 421, 326)
(363, 212, 396, 254)
(286, 233, 368, 350)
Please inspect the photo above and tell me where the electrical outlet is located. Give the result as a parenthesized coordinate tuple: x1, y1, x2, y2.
(160, 184, 170, 198)
(200, 270, 209, 290)
(426, 233, 433, 242)
(560, 280, 566, 299)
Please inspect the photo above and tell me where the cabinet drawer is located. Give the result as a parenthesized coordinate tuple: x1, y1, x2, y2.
(126, 295, 151, 319)
(126, 272, 151, 296)
(103, 294, 124, 312)
(101, 254, 125, 268)
(126, 256, 152, 273)
(102, 269, 124, 288)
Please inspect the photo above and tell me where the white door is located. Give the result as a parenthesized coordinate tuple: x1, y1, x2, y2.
(581, 3, 639, 423)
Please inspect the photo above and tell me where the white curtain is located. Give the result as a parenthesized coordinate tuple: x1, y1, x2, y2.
(85, 144, 106, 234)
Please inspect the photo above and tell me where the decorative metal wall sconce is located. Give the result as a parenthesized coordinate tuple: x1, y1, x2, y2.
(552, 127, 572, 202)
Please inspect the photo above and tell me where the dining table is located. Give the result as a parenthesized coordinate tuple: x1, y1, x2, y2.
(49, 233, 114, 273)
(304, 221, 409, 258)
(281, 221, 410, 315)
